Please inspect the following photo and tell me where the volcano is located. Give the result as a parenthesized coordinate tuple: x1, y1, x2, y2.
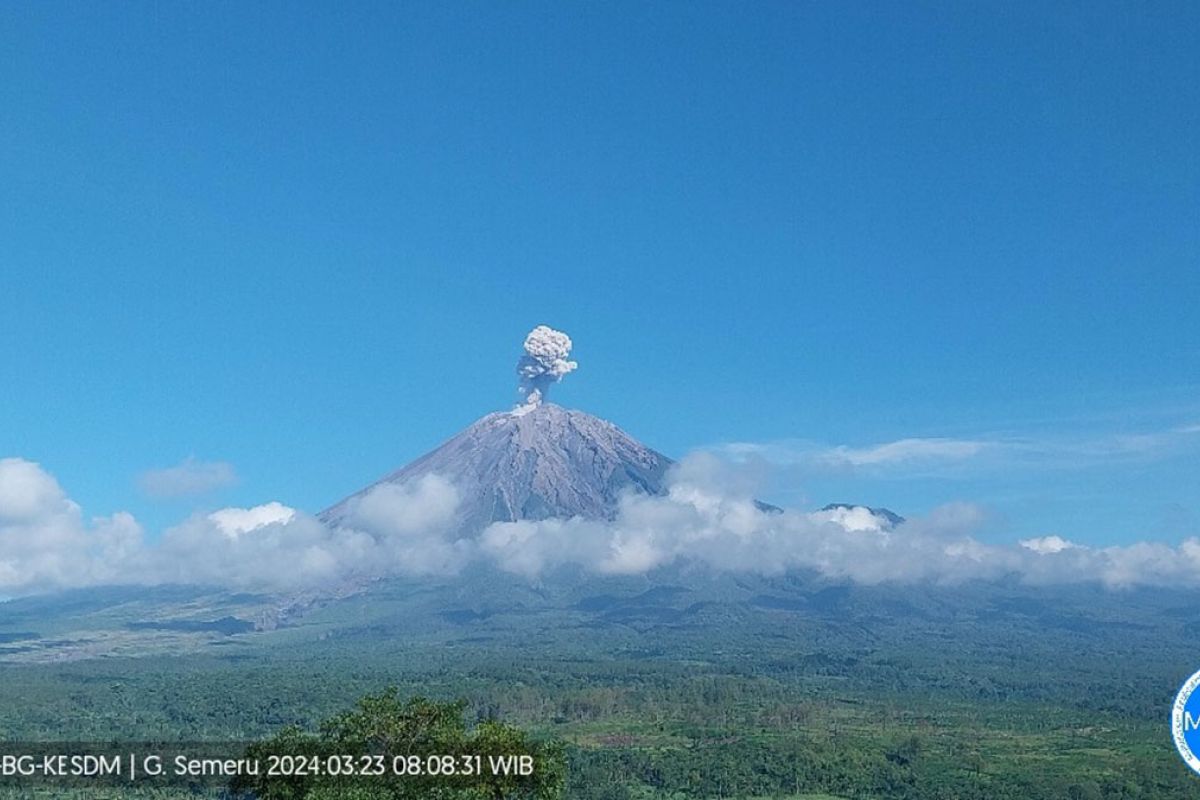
(319, 403, 673, 535)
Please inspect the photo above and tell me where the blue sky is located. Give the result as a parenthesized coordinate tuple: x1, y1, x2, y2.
(1, 2, 1196, 545)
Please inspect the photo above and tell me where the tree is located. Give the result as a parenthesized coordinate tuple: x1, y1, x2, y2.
(233, 689, 564, 800)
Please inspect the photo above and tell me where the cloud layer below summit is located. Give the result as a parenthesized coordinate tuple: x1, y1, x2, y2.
(2, 455, 1200, 595)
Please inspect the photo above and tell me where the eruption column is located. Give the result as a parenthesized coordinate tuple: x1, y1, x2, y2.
(515, 325, 577, 413)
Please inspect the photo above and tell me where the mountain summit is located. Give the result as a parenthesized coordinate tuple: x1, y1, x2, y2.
(319, 403, 672, 534)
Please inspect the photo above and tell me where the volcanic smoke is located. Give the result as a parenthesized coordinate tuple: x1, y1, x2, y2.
(515, 325, 577, 413)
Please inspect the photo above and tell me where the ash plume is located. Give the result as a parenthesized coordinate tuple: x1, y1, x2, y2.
(515, 325, 577, 412)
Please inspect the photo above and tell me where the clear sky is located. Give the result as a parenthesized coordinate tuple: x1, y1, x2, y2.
(1, 2, 1196, 545)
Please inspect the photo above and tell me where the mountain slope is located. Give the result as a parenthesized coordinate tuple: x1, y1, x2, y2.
(319, 403, 672, 535)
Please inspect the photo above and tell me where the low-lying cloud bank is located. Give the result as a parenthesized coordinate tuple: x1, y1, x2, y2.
(1, 456, 1198, 595)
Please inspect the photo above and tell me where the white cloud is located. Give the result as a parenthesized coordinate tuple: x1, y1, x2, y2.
(5, 455, 1200, 595)
(209, 502, 296, 537)
(138, 457, 237, 498)
(331, 474, 471, 577)
(808, 505, 891, 532)
(343, 475, 460, 538)
(479, 467, 1006, 585)
(0, 457, 73, 523)
(822, 438, 988, 467)
(1020, 535, 1078, 555)
(720, 421, 1200, 477)
(155, 509, 364, 590)
(0, 459, 148, 593)
(720, 437, 987, 469)
(477, 457, 1200, 589)
(0, 459, 474, 594)
(153, 475, 470, 591)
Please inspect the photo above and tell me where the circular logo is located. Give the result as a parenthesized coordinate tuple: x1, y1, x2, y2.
(1172, 669, 1200, 775)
